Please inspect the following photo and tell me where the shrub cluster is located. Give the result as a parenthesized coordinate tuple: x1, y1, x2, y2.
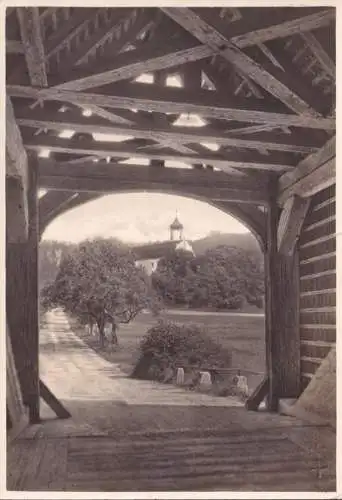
(132, 320, 232, 382)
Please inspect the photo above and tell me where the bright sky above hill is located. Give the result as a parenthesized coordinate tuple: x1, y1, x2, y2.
(42, 192, 249, 244)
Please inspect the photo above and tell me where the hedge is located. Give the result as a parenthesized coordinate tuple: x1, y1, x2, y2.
(131, 320, 232, 382)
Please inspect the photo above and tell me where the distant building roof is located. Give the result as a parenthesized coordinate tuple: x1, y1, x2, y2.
(133, 241, 179, 260)
(170, 216, 183, 230)
(133, 239, 194, 260)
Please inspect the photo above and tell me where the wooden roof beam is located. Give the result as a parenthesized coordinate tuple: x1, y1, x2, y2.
(15, 107, 319, 155)
(44, 8, 98, 60)
(161, 8, 322, 116)
(301, 31, 335, 79)
(61, 9, 133, 70)
(25, 135, 294, 173)
(48, 40, 214, 91)
(37, 159, 270, 204)
(231, 9, 334, 48)
(16, 7, 48, 87)
(278, 136, 336, 204)
(8, 84, 336, 130)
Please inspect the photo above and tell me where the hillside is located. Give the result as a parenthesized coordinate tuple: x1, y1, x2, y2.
(191, 231, 261, 255)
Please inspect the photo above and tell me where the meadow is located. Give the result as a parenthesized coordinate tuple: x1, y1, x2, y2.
(74, 310, 266, 393)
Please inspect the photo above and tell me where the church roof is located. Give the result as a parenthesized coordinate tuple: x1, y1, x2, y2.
(133, 241, 179, 260)
(133, 239, 194, 260)
(170, 216, 183, 230)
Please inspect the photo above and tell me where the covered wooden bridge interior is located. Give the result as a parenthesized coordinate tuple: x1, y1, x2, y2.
(6, 4, 336, 479)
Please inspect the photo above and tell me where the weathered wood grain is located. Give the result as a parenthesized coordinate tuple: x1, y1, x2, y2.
(231, 9, 334, 48)
(161, 8, 322, 116)
(278, 136, 336, 204)
(27, 135, 295, 172)
(301, 31, 335, 79)
(277, 196, 310, 255)
(16, 8, 48, 87)
(298, 186, 336, 385)
(8, 82, 336, 130)
(51, 41, 214, 91)
(16, 108, 319, 154)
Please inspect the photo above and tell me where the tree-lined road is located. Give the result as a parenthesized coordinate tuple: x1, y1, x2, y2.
(10, 308, 334, 492)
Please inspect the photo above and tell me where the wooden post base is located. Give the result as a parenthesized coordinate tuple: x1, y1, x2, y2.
(39, 380, 71, 419)
(27, 395, 41, 424)
(245, 376, 269, 411)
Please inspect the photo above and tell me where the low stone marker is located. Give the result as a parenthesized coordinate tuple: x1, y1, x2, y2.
(236, 375, 249, 396)
(199, 371, 212, 387)
(176, 367, 185, 385)
(163, 367, 174, 383)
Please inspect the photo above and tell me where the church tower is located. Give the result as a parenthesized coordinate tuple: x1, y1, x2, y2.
(169, 213, 183, 241)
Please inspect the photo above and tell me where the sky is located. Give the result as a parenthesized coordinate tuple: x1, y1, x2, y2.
(42, 192, 249, 244)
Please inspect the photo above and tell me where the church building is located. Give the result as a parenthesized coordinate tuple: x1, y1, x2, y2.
(134, 214, 195, 275)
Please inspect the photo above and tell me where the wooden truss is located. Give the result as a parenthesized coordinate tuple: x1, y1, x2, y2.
(6, 6, 336, 415)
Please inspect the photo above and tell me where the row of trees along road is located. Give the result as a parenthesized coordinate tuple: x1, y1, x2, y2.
(40, 238, 264, 346)
(40, 238, 160, 347)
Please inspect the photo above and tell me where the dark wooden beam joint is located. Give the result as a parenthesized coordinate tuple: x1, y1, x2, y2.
(277, 195, 310, 256)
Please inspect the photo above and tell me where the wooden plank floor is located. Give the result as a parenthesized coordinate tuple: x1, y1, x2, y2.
(7, 423, 336, 492)
(7, 309, 336, 492)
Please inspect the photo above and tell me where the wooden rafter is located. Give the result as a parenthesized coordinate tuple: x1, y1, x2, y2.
(24, 135, 295, 172)
(44, 8, 98, 60)
(248, 39, 331, 115)
(50, 41, 214, 91)
(301, 31, 335, 79)
(230, 9, 334, 48)
(16, 7, 47, 87)
(161, 8, 322, 116)
(15, 107, 320, 155)
(61, 9, 133, 69)
(8, 84, 336, 130)
(38, 159, 270, 204)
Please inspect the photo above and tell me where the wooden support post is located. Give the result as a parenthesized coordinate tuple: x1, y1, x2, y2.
(25, 153, 40, 423)
(264, 195, 279, 411)
(265, 191, 301, 411)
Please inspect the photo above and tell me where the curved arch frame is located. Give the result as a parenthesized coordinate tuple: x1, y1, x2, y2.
(39, 188, 267, 251)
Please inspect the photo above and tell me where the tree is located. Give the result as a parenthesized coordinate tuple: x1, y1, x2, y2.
(41, 238, 160, 347)
(152, 244, 264, 310)
(152, 249, 196, 306)
(38, 240, 74, 291)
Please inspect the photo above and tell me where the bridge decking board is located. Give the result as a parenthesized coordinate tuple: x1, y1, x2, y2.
(7, 414, 335, 492)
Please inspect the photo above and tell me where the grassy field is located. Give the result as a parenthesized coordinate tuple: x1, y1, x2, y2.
(73, 310, 266, 392)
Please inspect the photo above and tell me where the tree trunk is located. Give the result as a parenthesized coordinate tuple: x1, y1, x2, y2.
(97, 317, 105, 348)
(89, 317, 94, 336)
(111, 320, 118, 346)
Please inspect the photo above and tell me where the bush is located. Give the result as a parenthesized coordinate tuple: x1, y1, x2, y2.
(131, 320, 232, 382)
